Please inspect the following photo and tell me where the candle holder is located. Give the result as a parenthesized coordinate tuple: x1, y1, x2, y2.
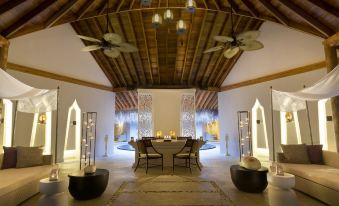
(80, 112, 97, 172)
(49, 168, 59, 181)
(237, 111, 252, 161)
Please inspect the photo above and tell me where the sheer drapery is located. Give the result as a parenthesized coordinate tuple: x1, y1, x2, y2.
(273, 65, 339, 112)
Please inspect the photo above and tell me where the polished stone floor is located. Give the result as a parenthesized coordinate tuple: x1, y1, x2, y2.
(20, 144, 326, 206)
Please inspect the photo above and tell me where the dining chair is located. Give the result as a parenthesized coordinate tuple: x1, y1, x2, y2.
(173, 139, 201, 173)
(134, 139, 163, 173)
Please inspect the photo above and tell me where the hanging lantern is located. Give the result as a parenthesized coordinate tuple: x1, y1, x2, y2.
(163, 9, 174, 22)
(176, 19, 187, 34)
(152, 13, 162, 28)
(38, 114, 46, 124)
(186, 0, 197, 13)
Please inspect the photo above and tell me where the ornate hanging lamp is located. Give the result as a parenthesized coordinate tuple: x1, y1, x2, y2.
(176, 19, 187, 34)
(152, 13, 163, 28)
(164, 9, 174, 22)
(186, 0, 197, 13)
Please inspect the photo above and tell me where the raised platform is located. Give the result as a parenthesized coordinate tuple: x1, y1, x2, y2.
(117, 143, 216, 151)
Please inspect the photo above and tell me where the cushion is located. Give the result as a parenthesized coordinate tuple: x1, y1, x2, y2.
(307, 145, 323, 164)
(281, 144, 310, 164)
(1, 147, 17, 169)
(240, 156, 261, 170)
(16, 146, 43, 168)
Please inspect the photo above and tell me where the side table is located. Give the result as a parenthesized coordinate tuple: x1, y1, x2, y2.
(68, 168, 109, 200)
(38, 178, 68, 206)
(267, 173, 295, 190)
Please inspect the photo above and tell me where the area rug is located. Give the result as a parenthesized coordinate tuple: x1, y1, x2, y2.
(106, 175, 235, 206)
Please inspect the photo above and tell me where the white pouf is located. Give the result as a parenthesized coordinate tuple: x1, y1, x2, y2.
(38, 178, 68, 206)
(240, 156, 261, 170)
(267, 173, 295, 190)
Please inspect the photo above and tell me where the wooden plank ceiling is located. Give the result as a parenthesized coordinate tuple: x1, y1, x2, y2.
(0, 0, 338, 112)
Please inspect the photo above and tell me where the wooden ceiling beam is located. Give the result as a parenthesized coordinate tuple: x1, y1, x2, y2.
(116, 0, 126, 12)
(0, 0, 26, 16)
(188, 10, 208, 84)
(122, 92, 133, 109)
(307, 0, 339, 18)
(129, 0, 136, 10)
(128, 91, 138, 107)
(154, 22, 161, 84)
(202, 92, 214, 109)
(278, 0, 334, 37)
(139, 11, 154, 84)
(127, 12, 147, 85)
(77, 0, 96, 20)
(7, 62, 114, 92)
(257, 0, 289, 26)
(324, 32, 339, 47)
(115, 13, 140, 85)
(181, 13, 194, 84)
(220, 60, 326, 91)
(45, 0, 79, 28)
(211, 0, 220, 10)
(240, 0, 259, 18)
(1, 0, 55, 38)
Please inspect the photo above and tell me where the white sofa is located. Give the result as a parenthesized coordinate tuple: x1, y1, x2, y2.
(278, 150, 339, 205)
(0, 154, 53, 206)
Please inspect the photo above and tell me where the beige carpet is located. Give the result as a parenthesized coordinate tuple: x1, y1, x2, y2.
(106, 175, 236, 206)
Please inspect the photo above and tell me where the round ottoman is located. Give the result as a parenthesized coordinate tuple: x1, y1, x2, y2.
(267, 173, 295, 190)
(230, 165, 268, 193)
(38, 178, 68, 206)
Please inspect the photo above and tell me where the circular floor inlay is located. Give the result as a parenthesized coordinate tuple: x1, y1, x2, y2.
(116, 143, 216, 151)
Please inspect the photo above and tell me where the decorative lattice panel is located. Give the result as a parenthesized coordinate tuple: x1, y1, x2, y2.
(181, 94, 196, 138)
(138, 94, 153, 139)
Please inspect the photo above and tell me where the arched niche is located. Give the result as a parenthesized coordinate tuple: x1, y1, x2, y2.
(30, 112, 52, 154)
(280, 111, 301, 145)
(64, 100, 81, 161)
(318, 99, 336, 151)
(251, 99, 269, 160)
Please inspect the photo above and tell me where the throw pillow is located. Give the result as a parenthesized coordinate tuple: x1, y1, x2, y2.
(307, 145, 323, 164)
(1, 146, 17, 169)
(16, 146, 43, 168)
(281, 144, 310, 164)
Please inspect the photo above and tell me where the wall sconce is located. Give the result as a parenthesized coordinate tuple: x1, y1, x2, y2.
(0, 113, 3, 125)
(72, 120, 76, 126)
(38, 114, 47, 124)
(285, 112, 293, 123)
(256, 120, 261, 124)
(327, 116, 333, 121)
(156, 130, 163, 138)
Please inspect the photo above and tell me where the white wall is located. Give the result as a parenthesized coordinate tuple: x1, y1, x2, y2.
(223, 22, 324, 86)
(218, 69, 327, 159)
(138, 89, 195, 137)
(7, 70, 115, 162)
(8, 24, 111, 86)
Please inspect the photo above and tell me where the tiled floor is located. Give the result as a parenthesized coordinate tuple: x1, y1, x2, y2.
(20, 144, 326, 206)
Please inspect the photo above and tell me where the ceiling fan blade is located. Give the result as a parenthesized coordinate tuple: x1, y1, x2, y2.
(214, 36, 234, 43)
(77, 35, 101, 43)
(104, 48, 120, 58)
(104, 33, 122, 45)
(204, 45, 224, 53)
(223, 47, 240, 58)
(240, 40, 264, 51)
(117, 42, 138, 52)
(81, 45, 101, 52)
(237, 30, 260, 42)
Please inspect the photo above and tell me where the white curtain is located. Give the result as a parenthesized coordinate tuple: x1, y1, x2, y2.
(273, 65, 339, 112)
(0, 68, 57, 113)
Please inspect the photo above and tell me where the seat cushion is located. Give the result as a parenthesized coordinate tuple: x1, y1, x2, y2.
(1, 147, 17, 169)
(307, 145, 323, 164)
(140, 153, 162, 158)
(0, 165, 52, 197)
(281, 144, 310, 164)
(281, 163, 339, 191)
(175, 153, 197, 158)
(16, 146, 43, 168)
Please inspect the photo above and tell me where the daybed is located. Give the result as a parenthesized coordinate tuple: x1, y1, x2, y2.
(278, 150, 339, 205)
(0, 154, 53, 206)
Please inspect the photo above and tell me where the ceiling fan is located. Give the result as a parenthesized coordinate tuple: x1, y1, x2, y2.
(77, 0, 138, 58)
(204, 0, 263, 58)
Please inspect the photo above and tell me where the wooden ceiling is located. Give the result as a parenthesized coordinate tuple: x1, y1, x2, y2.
(0, 0, 338, 111)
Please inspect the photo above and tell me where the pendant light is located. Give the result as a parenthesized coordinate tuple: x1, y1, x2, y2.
(164, 9, 174, 22)
(152, 13, 163, 28)
(186, 0, 197, 13)
(176, 19, 187, 34)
